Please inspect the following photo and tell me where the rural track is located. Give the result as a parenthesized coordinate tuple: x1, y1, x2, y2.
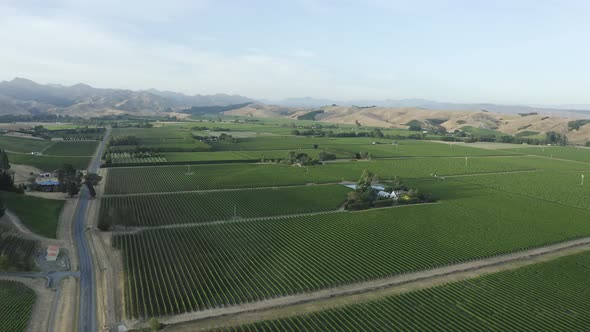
(160, 236, 590, 331)
(74, 127, 110, 332)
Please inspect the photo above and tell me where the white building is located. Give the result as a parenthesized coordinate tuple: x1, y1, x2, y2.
(46, 245, 60, 262)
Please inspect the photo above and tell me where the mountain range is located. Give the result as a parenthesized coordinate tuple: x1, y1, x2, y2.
(2, 77, 590, 143)
(263, 97, 590, 118)
(0, 78, 254, 117)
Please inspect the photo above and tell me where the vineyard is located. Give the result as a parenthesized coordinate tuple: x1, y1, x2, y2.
(502, 145, 590, 163)
(0, 226, 38, 271)
(218, 249, 590, 331)
(103, 156, 555, 195)
(43, 141, 98, 156)
(100, 185, 350, 227)
(0, 280, 37, 332)
(109, 152, 168, 164)
(458, 170, 590, 210)
(112, 181, 590, 318)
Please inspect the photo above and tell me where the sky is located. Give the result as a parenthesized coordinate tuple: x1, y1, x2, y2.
(1, 0, 590, 105)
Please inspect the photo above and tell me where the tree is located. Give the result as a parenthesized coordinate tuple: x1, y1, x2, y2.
(0, 196, 4, 218)
(149, 317, 161, 331)
(84, 173, 103, 198)
(0, 150, 14, 191)
(57, 164, 82, 197)
(356, 169, 375, 195)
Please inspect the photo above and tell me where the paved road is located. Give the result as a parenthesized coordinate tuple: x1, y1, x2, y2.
(75, 127, 110, 332)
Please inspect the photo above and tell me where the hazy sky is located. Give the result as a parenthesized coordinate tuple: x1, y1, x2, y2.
(2, 0, 589, 104)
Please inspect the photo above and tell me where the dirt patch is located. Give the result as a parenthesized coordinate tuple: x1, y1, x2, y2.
(162, 238, 590, 331)
(25, 191, 69, 200)
(57, 199, 78, 269)
(52, 276, 77, 332)
(0, 276, 53, 332)
(10, 164, 41, 185)
(89, 167, 123, 331)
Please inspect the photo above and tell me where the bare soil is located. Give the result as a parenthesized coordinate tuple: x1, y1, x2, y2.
(10, 164, 42, 185)
(53, 276, 78, 332)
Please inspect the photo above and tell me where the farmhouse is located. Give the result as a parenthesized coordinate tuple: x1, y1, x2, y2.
(342, 183, 401, 199)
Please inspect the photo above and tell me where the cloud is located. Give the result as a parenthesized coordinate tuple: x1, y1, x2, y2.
(0, 3, 350, 99)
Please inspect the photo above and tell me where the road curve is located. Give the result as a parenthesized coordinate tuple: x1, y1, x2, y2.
(75, 127, 110, 332)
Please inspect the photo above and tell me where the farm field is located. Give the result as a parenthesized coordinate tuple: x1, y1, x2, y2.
(7, 152, 91, 171)
(218, 249, 590, 331)
(103, 155, 585, 195)
(502, 145, 590, 163)
(43, 141, 98, 156)
(0, 136, 51, 153)
(112, 180, 590, 318)
(0, 280, 37, 332)
(458, 170, 590, 209)
(100, 185, 350, 227)
(1, 192, 64, 238)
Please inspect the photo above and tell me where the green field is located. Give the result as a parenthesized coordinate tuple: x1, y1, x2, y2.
(0, 136, 51, 153)
(112, 180, 590, 318)
(1, 192, 64, 238)
(458, 170, 590, 209)
(101, 185, 350, 227)
(0, 280, 37, 332)
(43, 141, 98, 156)
(502, 145, 590, 163)
(7, 152, 91, 171)
(219, 250, 590, 331)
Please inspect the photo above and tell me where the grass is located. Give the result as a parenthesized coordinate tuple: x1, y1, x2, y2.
(218, 250, 590, 331)
(0, 280, 36, 332)
(7, 152, 91, 171)
(0, 136, 51, 153)
(100, 185, 351, 227)
(113, 180, 590, 318)
(1, 192, 64, 238)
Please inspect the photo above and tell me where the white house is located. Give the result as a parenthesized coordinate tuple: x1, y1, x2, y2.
(46, 245, 60, 262)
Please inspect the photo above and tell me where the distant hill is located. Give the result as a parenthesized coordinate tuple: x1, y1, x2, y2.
(0, 78, 255, 117)
(226, 103, 590, 144)
(266, 97, 590, 118)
